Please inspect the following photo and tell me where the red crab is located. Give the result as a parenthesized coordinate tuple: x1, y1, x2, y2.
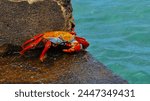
(20, 31, 89, 62)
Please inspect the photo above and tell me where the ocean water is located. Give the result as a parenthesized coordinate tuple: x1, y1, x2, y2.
(72, 0, 150, 83)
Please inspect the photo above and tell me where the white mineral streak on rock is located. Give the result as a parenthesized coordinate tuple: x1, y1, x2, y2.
(53, 0, 67, 30)
(8, 0, 44, 4)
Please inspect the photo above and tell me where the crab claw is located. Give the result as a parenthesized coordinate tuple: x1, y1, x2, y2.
(63, 41, 82, 53)
(75, 36, 89, 49)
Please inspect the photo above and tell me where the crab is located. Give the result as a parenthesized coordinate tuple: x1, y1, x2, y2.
(20, 31, 89, 62)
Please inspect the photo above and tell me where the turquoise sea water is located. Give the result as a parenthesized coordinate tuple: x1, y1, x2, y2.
(72, 0, 150, 83)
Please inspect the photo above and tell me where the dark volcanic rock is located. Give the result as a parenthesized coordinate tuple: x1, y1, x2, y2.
(0, 0, 73, 53)
(0, 49, 127, 84)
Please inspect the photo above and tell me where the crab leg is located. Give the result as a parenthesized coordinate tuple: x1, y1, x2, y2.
(21, 34, 43, 48)
(40, 41, 51, 62)
(20, 37, 43, 55)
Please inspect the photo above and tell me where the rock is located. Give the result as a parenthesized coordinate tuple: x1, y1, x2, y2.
(9, 0, 44, 4)
(0, 48, 127, 84)
(0, 0, 127, 84)
(0, 0, 73, 53)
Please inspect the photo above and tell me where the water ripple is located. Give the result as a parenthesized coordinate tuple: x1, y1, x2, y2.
(73, 0, 150, 83)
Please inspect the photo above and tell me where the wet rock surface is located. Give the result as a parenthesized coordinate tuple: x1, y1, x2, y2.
(0, 48, 127, 84)
(0, 0, 73, 53)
